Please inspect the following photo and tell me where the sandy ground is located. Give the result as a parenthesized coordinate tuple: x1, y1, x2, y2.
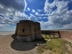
(60, 31, 72, 43)
(0, 35, 37, 54)
(0, 31, 72, 54)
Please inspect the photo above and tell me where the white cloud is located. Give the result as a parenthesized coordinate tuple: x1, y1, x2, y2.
(42, 0, 72, 29)
(29, 14, 39, 22)
(44, 0, 56, 13)
(27, 7, 30, 11)
(0, 0, 29, 28)
(0, 4, 4, 9)
(35, 12, 39, 15)
(0, 0, 31, 31)
(37, 9, 42, 12)
(24, 0, 27, 11)
(35, 13, 48, 17)
(32, 9, 36, 13)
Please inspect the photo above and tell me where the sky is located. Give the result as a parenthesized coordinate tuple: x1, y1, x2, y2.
(0, 0, 72, 31)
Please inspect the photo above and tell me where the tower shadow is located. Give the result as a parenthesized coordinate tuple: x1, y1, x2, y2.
(11, 34, 37, 51)
(11, 34, 46, 51)
(11, 39, 37, 51)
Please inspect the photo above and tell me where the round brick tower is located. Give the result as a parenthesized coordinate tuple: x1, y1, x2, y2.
(15, 20, 35, 41)
(15, 20, 42, 41)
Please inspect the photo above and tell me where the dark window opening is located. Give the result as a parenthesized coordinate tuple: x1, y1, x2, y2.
(22, 29, 25, 32)
(38, 27, 40, 30)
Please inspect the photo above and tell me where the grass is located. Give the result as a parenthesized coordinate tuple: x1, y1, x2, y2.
(37, 34, 72, 54)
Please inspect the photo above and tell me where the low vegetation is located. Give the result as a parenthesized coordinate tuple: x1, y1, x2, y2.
(37, 34, 72, 54)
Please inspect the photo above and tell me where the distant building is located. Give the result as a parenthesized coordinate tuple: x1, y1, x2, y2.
(15, 20, 41, 41)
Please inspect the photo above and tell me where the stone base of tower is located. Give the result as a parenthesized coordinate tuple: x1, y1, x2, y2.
(16, 35, 35, 42)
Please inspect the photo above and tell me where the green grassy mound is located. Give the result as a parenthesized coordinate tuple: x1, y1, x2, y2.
(37, 34, 72, 54)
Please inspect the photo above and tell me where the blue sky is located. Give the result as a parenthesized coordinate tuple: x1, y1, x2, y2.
(0, 0, 72, 31)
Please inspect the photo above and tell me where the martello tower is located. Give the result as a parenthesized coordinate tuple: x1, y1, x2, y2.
(15, 20, 41, 41)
